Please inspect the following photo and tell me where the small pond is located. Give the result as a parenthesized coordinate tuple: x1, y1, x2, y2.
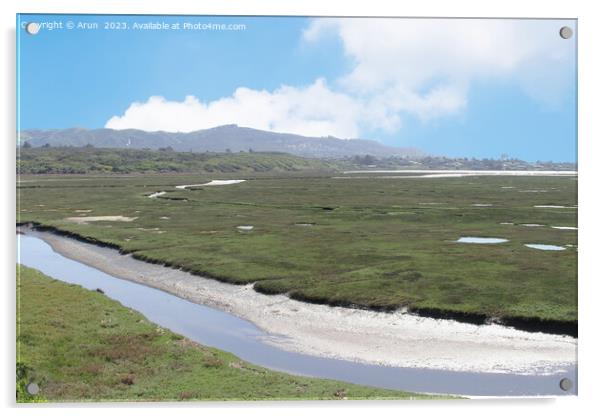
(457, 237, 509, 244)
(524, 244, 567, 251)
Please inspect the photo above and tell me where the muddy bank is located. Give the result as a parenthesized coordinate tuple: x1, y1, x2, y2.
(18, 223, 575, 336)
(18, 225, 576, 375)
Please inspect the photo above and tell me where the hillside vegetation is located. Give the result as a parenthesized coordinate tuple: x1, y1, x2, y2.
(17, 147, 336, 174)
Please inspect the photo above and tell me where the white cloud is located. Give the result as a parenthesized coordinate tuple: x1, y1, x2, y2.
(305, 18, 574, 109)
(106, 19, 574, 136)
(106, 79, 362, 138)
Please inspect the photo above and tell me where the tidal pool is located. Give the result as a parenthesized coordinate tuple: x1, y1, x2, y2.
(520, 224, 544, 227)
(524, 244, 567, 251)
(457, 237, 509, 244)
(533, 205, 574, 209)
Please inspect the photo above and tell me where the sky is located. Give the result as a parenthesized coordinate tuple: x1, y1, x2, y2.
(17, 15, 577, 162)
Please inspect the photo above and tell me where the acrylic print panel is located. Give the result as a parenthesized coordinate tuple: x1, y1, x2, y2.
(16, 15, 577, 402)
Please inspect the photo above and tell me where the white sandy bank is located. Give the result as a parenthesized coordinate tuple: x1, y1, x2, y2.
(32, 231, 576, 375)
(342, 170, 577, 177)
(64, 216, 137, 224)
(176, 179, 246, 189)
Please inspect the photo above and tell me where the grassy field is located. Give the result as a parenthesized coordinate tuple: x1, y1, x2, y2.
(17, 265, 432, 402)
(17, 170, 577, 326)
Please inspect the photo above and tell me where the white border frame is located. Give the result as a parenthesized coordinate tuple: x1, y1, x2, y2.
(2, 1, 600, 415)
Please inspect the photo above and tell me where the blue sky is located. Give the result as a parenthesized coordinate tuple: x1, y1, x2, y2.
(17, 15, 576, 162)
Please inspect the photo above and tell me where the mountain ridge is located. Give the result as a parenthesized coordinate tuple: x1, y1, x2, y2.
(20, 125, 424, 159)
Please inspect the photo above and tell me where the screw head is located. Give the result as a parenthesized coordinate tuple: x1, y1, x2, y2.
(25, 22, 40, 35)
(26, 382, 39, 395)
(559, 378, 573, 391)
(559, 26, 573, 39)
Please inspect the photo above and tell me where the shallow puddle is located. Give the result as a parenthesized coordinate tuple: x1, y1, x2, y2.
(524, 244, 567, 251)
(457, 237, 508, 244)
(533, 205, 574, 209)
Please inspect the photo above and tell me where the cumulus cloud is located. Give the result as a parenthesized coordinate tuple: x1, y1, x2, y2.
(106, 18, 574, 136)
(305, 18, 573, 111)
(106, 79, 363, 138)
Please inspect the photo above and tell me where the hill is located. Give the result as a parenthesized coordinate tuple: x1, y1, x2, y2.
(19, 125, 424, 159)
